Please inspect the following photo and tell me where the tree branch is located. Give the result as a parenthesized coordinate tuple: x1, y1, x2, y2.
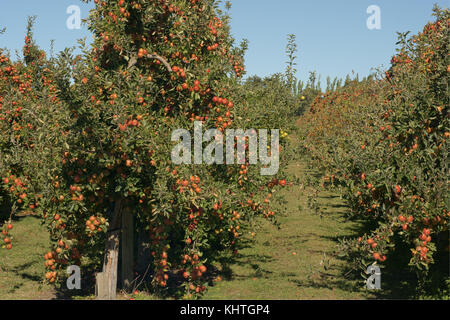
(127, 53, 172, 72)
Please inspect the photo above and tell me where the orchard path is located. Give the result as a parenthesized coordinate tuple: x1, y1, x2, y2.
(202, 149, 373, 300)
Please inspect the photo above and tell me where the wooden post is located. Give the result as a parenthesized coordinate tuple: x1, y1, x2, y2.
(121, 208, 134, 292)
(96, 198, 122, 300)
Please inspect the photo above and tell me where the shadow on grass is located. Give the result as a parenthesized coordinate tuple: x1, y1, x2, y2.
(370, 231, 449, 300)
(302, 178, 449, 300)
(52, 270, 98, 300)
(1, 260, 49, 295)
(317, 209, 449, 299)
(212, 237, 275, 282)
(290, 276, 362, 295)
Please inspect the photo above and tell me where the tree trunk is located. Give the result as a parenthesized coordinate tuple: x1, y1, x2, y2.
(96, 198, 122, 300)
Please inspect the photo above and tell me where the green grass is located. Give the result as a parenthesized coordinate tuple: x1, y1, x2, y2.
(0, 213, 55, 300)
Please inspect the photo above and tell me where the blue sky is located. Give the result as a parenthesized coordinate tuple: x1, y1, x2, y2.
(0, 0, 448, 83)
